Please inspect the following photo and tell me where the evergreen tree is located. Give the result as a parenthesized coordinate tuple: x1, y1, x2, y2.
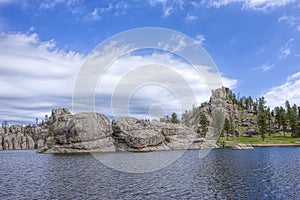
(45, 115, 48, 124)
(239, 96, 246, 109)
(257, 97, 267, 141)
(285, 100, 291, 127)
(274, 106, 288, 136)
(223, 117, 230, 140)
(274, 106, 280, 127)
(266, 107, 272, 136)
(253, 101, 258, 113)
(199, 113, 209, 137)
(245, 96, 253, 110)
(171, 113, 179, 124)
(1, 120, 9, 134)
(281, 107, 288, 137)
(290, 104, 299, 137)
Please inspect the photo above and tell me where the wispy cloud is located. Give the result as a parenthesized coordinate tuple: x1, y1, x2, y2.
(186, 13, 197, 22)
(222, 76, 238, 89)
(195, 34, 205, 46)
(263, 71, 300, 108)
(278, 14, 300, 32)
(0, 31, 237, 123)
(278, 38, 294, 60)
(199, 0, 242, 8)
(242, 0, 295, 12)
(38, 0, 81, 10)
(0, 32, 84, 124)
(198, 0, 295, 12)
(148, 0, 184, 17)
(95, 52, 238, 119)
(254, 62, 274, 72)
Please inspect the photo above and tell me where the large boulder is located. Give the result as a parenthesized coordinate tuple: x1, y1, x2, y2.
(158, 121, 198, 150)
(42, 108, 116, 153)
(112, 117, 199, 151)
(112, 117, 165, 150)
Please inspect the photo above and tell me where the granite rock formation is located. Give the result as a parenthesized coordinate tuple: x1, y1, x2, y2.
(182, 86, 259, 140)
(111, 117, 202, 151)
(39, 108, 116, 153)
(38, 110, 207, 153)
(0, 125, 47, 150)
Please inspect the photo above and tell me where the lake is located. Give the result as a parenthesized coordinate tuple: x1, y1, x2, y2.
(0, 147, 300, 199)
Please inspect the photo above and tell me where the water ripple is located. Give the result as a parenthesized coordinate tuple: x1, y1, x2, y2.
(0, 148, 300, 199)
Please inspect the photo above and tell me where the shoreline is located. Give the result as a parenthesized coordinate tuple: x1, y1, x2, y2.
(252, 143, 300, 147)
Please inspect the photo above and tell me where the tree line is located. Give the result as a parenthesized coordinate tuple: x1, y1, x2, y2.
(1, 115, 49, 131)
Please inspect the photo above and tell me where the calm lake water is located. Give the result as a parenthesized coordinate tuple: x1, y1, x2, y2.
(0, 147, 300, 199)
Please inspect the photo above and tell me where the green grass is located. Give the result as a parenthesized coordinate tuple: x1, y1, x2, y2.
(219, 132, 300, 147)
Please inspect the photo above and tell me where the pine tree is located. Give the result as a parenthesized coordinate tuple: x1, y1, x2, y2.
(199, 113, 209, 137)
(257, 97, 267, 141)
(1, 120, 9, 134)
(223, 117, 230, 140)
(281, 107, 288, 137)
(266, 107, 272, 136)
(171, 113, 179, 124)
(290, 104, 299, 137)
(285, 100, 291, 128)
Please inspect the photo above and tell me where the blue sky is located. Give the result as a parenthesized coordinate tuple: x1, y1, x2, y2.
(1, 0, 300, 124)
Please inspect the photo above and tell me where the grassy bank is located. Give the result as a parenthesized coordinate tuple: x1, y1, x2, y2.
(218, 132, 300, 148)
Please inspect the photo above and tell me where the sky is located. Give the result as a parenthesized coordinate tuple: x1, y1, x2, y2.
(0, 0, 300, 125)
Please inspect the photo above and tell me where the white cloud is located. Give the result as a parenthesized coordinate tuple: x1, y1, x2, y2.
(278, 14, 300, 32)
(200, 0, 242, 8)
(278, 48, 291, 60)
(0, 32, 237, 124)
(85, 4, 113, 21)
(243, 0, 295, 11)
(198, 0, 295, 11)
(254, 63, 274, 72)
(148, 0, 184, 17)
(38, 0, 81, 11)
(94, 52, 237, 119)
(87, 8, 101, 21)
(195, 34, 205, 46)
(114, 1, 129, 16)
(157, 34, 189, 52)
(0, 32, 84, 124)
(222, 76, 238, 89)
(186, 13, 197, 21)
(263, 71, 300, 108)
(278, 38, 294, 60)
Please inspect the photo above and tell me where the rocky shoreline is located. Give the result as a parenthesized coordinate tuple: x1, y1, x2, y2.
(0, 108, 218, 153)
(38, 108, 218, 153)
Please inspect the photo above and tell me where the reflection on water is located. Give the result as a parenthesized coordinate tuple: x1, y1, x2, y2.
(0, 148, 299, 199)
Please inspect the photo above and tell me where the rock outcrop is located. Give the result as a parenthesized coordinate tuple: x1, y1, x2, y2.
(182, 87, 235, 140)
(1, 108, 210, 153)
(112, 117, 166, 151)
(39, 109, 116, 153)
(111, 117, 202, 151)
(182, 86, 261, 141)
(39, 109, 209, 153)
(0, 125, 38, 150)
